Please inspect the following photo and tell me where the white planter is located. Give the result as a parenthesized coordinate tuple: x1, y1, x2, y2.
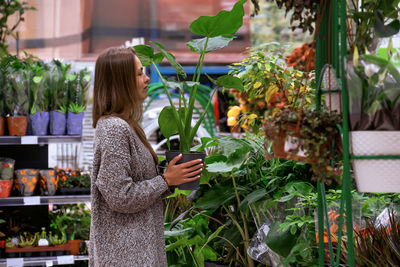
(350, 131, 400, 193)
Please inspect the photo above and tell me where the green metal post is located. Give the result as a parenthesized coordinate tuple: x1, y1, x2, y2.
(315, 1, 330, 266)
(339, 0, 356, 265)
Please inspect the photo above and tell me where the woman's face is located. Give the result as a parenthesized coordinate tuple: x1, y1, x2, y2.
(134, 55, 150, 101)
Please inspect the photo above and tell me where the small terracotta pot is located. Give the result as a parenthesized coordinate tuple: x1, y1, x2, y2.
(67, 239, 81, 255)
(7, 116, 28, 136)
(0, 116, 5, 136)
(0, 180, 13, 198)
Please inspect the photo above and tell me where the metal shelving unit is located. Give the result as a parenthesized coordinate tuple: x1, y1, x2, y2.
(0, 255, 89, 267)
(0, 195, 90, 207)
(0, 135, 81, 145)
(1, 134, 88, 266)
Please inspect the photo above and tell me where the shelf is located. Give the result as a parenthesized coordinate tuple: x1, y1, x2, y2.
(0, 255, 88, 267)
(0, 135, 81, 145)
(0, 195, 90, 207)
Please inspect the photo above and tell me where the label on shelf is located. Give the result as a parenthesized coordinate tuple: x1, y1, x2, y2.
(46, 260, 53, 267)
(21, 136, 38, 144)
(6, 258, 23, 267)
(23, 196, 41, 205)
(57, 255, 74, 265)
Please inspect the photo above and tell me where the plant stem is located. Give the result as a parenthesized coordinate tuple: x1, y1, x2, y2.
(152, 63, 187, 149)
(185, 37, 209, 150)
(217, 236, 246, 264)
(231, 171, 254, 267)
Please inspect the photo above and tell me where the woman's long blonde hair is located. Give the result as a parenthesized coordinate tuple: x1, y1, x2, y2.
(92, 47, 158, 164)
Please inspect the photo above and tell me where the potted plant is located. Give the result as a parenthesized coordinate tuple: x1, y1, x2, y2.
(0, 158, 15, 198)
(50, 204, 90, 255)
(39, 169, 58, 196)
(0, 75, 5, 136)
(14, 169, 39, 196)
(134, 0, 246, 190)
(347, 40, 400, 192)
(48, 60, 70, 135)
(5, 67, 30, 136)
(227, 44, 308, 133)
(265, 108, 342, 184)
(57, 169, 90, 195)
(66, 68, 90, 135)
(30, 62, 50, 135)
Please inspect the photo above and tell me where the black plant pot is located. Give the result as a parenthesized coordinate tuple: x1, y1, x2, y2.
(165, 150, 206, 191)
(30, 111, 50, 135)
(205, 261, 229, 267)
(59, 187, 90, 195)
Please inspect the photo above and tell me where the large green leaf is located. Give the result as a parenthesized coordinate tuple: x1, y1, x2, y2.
(362, 54, 400, 84)
(133, 45, 154, 67)
(163, 79, 199, 90)
(151, 41, 187, 79)
(205, 160, 242, 173)
(133, 45, 165, 67)
(265, 221, 300, 257)
(217, 138, 244, 158)
(239, 188, 268, 211)
(158, 106, 179, 139)
(216, 75, 244, 91)
(186, 36, 235, 54)
(374, 11, 400, 38)
(195, 184, 236, 210)
(164, 228, 193, 238)
(189, 0, 247, 38)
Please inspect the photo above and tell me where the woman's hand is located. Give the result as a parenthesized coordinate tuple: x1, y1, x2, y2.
(163, 154, 203, 186)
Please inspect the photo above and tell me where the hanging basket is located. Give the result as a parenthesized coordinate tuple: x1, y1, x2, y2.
(350, 131, 400, 193)
(269, 123, 318, 164)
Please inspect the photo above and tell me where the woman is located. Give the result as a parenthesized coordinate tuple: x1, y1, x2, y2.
(90, 47, 203, 266)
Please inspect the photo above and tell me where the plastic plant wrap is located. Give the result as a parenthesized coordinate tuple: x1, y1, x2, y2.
(0, 158, 15, 180)
(346, 52, 400, 131)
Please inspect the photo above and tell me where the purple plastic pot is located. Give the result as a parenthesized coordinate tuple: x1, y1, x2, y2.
(30, 111, 49, 135)
(67, 111, 84, 135)
(50, 111, 66, 135)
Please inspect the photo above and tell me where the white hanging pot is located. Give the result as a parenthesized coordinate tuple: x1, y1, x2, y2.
(350, 131, 400, 193)
(322, 64, 341, 113)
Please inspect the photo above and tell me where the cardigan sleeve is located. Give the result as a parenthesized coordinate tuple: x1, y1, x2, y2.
(94, 120, 168, 214)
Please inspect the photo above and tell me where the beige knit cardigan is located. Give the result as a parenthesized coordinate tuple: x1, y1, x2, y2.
(89, 116, 169, 267)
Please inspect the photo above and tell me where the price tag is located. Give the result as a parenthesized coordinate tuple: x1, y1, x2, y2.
(57, 255, 75, 265)
(6, 258, 24, 267)
(21, 136, 38, 144)
(46, 260, 54, 267)
(23, 196, 41, 205)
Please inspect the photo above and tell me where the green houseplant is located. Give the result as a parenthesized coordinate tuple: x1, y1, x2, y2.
(347, 40, 400, 193)
(134, 0, 246, 190)
(29, 62, 50, 135)
(48, 60, 70, 135)
(0, 0, 35, 56)
(0, 81, 5, 136)
(264, 108, 342, 184)
(66, 68, 90, 135)
(5, 65, 30, 136)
